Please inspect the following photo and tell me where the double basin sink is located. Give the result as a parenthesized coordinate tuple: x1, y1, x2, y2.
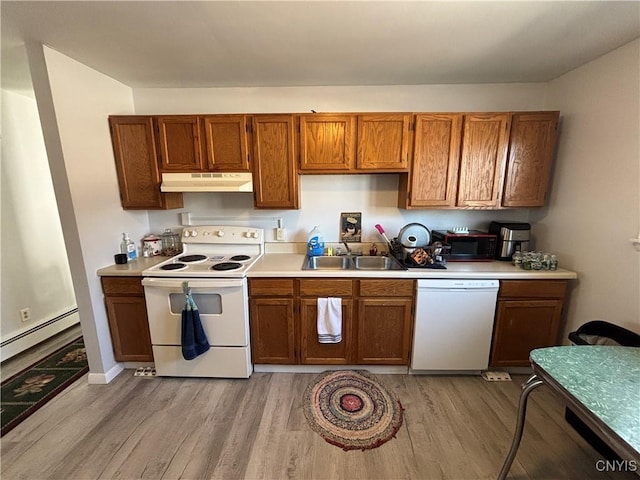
(302, 255, 406, 271)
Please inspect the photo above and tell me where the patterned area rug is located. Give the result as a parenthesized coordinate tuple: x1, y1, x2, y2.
(1, 337, 88, 436)
(303, 370, 404, 451)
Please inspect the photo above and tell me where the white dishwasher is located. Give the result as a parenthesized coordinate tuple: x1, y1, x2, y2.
(411, 279, 499, 372)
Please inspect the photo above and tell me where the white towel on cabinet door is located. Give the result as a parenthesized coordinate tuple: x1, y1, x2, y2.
(317, 297, 342, 343)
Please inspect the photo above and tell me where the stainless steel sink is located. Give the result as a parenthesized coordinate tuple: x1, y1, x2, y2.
(302, 255, 406, 271)
(303, 255, 351, 270)
(353, 256, 405, 270)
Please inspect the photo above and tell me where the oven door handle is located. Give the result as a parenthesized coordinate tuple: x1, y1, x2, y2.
(141, 278, 244, 289)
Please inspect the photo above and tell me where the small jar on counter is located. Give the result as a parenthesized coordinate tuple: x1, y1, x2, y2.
(142, 234, 162, 256)
(512, 251, 523, 267)
(161, 228, 181, 256)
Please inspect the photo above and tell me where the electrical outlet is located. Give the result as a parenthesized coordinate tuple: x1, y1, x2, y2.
(275, 227, 285, 241)
(20, 308, 31, 323)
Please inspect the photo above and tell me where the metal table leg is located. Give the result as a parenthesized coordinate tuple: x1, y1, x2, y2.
(497, 374, 544, 480)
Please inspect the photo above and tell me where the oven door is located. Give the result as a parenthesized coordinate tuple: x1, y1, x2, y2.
(141, 278, 249, 347)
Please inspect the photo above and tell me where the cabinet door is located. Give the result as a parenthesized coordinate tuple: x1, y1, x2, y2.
(490, 299, 564, 367)
(457, 113, 510, 207)
(101, 277, 153, 362)
(249, 298, 296, 364)
(252, 115, 299, 209)
(156, 115, 204, 171)
(356, 298, 413, 365)
(300, 298, 353, 364)
(108, 116, 183, 210)
(401, 113, 462, 207)
(356, 114, 411, 171)
(299, 114, 356, 172)
(203, 115, 250, 171)
(502, 112, 559, 207)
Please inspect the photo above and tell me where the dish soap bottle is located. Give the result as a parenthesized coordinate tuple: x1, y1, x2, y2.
(120, 233, 137, 261)
(307, 226, 325, 257)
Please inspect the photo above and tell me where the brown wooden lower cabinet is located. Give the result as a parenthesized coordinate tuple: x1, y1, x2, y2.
(248, 278, 414, 365)
(101, 276, 153, 362)
(248, 279, 296, 364)
(357, 298, 413, 364)
(249, 297, 296, 364)
(490, 280, 568, 367)
(300, 298, 353, 364)
(357, 278, 414, 364)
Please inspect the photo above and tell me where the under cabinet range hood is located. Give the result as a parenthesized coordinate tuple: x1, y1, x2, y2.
(160, 172, 253, 193)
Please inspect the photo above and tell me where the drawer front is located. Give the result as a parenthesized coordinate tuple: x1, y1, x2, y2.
(499, 280, 567, 299)
(249, 278, 294, 296)
(101, 276, 144, 295)
(299, 279, 353, 297)
(359, 279, 414, 297)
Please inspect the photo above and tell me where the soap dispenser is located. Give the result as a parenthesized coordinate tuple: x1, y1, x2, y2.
(307, 226, 325, 256)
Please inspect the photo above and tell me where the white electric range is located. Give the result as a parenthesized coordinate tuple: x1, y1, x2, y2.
(141, 226, 264, 378)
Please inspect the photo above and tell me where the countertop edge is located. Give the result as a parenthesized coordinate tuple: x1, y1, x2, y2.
(247, 254, 578, 280)
(95, 254, 578, 280)
(96, 256, 168, 276)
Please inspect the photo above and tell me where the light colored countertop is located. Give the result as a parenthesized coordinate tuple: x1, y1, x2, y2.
(97, 256, 168, 276)
(248, 254, 578, 279)
(96, 253, 577, 280)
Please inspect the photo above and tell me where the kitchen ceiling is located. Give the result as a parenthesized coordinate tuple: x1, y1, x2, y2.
(2, 1, 639, 91)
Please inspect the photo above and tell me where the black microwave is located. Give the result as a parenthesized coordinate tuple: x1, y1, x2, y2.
(431, 230, 497, 261)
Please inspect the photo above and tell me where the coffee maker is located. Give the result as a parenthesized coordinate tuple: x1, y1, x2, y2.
(488, 221, 531, 261)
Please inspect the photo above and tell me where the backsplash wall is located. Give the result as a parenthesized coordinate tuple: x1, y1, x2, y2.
(147, 174, 529, 245)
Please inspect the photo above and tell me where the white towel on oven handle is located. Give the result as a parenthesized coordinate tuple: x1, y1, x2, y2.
(317, 297, 342, 343)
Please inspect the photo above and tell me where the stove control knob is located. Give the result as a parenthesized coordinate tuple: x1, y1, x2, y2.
(251, 231, 259, 238)
(216, 230, 225, 237)
(190, 230, 198, 237)
(183, 230, 190, 237)
(203, 231, 211, 236)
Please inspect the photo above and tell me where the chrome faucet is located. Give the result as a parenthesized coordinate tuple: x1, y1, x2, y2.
(342, 241, 352, 255)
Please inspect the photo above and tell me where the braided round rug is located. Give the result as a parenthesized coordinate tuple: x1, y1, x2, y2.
(303, 370, 404, 451)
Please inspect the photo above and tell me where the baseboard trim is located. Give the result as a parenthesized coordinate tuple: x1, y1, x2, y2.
(254, 364, 408, 374)
(0, 311, 80, 362)
(87, 363, 125, 385)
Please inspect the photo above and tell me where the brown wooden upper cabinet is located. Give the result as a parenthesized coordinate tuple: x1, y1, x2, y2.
(202, 115, 251, 171)
(251, 115, 300, 209)
(156, 115, 204, 171)
(108, 116, 183, 210)
(399, 111, 559, 209)
(356, 114, 411, 171)
(502, 111, 559, 207)
(298, 114, 356, 172)
(398, 113, 462, 208)
(457, 113, 511, 208)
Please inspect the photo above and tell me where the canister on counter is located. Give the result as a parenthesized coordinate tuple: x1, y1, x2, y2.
(142, 234, 162, 256)
(161, 229, 181, 256)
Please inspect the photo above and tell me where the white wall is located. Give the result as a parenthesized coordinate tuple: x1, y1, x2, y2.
(137, 84, 545, 240)
(1, 88, 77, 359)
(27, 44, 148, 382)
(133, 84, 549, 114)
(533, 39, 640, 336)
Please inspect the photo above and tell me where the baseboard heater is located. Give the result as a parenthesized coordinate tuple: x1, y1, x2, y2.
(0, 308, 79, 347)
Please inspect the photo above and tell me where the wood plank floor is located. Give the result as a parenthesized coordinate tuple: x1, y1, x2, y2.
(1, 364, 635, 480)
